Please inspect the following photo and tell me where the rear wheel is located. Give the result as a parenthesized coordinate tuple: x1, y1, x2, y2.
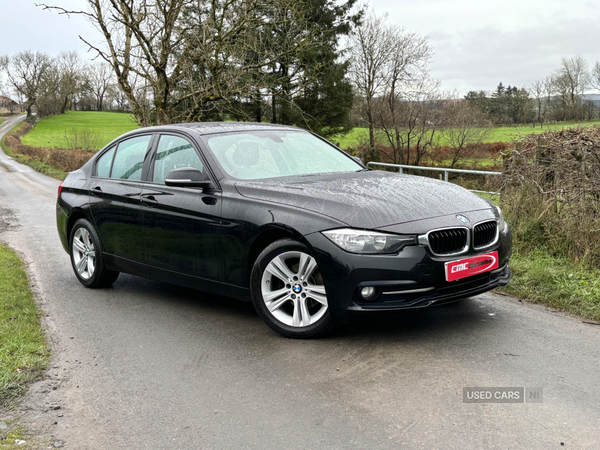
(250, 239, 335, 338)
(69, 218, 119, 288)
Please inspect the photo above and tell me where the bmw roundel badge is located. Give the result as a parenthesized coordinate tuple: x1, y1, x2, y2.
(456, 215, 469, 223)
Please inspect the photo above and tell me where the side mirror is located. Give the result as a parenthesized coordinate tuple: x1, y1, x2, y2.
(164, 167, 211, 188)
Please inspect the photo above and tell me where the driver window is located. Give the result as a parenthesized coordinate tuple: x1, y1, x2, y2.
(153, 135, 204, 184)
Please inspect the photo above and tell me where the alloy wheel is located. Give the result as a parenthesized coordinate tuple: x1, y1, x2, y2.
(72, 227, 96, 280)
(260, 251, 328, 327)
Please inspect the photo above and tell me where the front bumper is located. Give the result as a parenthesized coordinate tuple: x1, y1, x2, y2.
(304, 225, 512, 316)
(347, 264, 511, 311)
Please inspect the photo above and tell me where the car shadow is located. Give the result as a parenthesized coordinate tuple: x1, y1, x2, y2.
(112, 274, 496, 344)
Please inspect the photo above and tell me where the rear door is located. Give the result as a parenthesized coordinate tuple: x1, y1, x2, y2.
(140, 133, 223, 280)
(88, 134, 154, 262)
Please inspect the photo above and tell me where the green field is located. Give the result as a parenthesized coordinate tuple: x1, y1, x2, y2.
(22, 111, 139, 150)
(0, 121, 68, 181)
(21, 111, 600, 152)
(332, 120, 600, 149)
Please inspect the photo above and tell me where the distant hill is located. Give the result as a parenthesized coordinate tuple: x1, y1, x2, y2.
(584, 94, 600, 106)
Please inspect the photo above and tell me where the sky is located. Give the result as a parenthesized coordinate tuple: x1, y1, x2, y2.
(1, 0, 600, 95)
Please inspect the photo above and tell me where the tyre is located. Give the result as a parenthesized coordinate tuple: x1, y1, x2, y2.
(69, 218, 119, 288)
(250, 239, 335, 338)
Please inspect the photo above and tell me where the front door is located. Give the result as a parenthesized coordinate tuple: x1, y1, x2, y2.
(88, 134, 153, 262)
(140, 134, 223, 280)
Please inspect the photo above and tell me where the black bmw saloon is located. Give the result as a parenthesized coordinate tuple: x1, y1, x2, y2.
(56, 122, 512, 338)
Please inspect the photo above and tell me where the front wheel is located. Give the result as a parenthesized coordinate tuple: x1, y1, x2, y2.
(250, 239, 335, 338)
(69, 218, 119, 288)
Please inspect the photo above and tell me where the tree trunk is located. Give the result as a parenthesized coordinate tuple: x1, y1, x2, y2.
(395, 128, 403, 165)
(60, 96, 70, 114)
(367, 100, 375, 151)
(255, 91, 262, 123)
(280, 65, 290, 125)
(156, 106, 170, 125)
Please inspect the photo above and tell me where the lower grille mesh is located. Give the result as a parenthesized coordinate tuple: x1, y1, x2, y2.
(428, 228, 467, 255)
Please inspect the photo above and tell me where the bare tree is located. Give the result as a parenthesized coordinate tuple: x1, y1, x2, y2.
(348, 13, 394, 152)
(57, 51, 84, 113)
(375, 76, 442, 165)
(86, 62, 114, 111)
(592, 61, 600, 93)
(529, 79, 554, 128)
(40, 0, 324, 126)
(2, 51, 53, 119)
(529, 80, 543, 127)
(444, 100, 492, 168)
(37, 62, 63, 116)
(378, 28, 433, 164)
(543, 75, 555, 124)
(552, 55, 590, 121)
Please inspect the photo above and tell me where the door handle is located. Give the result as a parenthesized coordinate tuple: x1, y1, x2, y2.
(91, 186, 102, 194)
(141, 195, 158, 205)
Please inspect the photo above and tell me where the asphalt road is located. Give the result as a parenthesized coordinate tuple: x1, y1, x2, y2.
(1, 114, 599, 449)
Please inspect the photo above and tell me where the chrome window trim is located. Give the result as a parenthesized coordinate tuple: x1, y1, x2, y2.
(472, 219, 500, 250)
(418, 226, 470, 257)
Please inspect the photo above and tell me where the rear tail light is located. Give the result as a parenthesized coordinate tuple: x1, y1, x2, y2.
(58, 182, 64, 197)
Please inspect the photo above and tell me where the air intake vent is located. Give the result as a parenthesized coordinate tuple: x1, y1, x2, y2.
(473, 221, 498, 248)
(428, 228, 468, 255)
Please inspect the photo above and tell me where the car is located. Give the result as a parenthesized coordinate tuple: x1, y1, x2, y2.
(56, 122, 512, 338)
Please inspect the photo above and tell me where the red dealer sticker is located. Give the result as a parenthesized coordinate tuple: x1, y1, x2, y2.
(445, 251, 499, 282)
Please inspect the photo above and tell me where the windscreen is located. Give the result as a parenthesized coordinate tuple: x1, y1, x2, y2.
(202, 130, 362, 180)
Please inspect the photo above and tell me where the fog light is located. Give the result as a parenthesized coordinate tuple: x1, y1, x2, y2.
(360, 286, 376, 299)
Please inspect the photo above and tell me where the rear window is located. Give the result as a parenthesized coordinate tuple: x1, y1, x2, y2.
(111, 135, 152, 181)
(96, 146, 115, 178)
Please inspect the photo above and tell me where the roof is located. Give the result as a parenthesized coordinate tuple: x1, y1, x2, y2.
(0, 96, 17, 105)
(143, 122, 301, 135)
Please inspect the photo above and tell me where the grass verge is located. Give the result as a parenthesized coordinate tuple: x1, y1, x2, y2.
(21, 111, 138, 150)
(0, 122, 67, 181)
(500, 248, 600, 322)
(477, 192, 600, 321)
(0, 424, 39, 449)
(0, 244, 49, 407)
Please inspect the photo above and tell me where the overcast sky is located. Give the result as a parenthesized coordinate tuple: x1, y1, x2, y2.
(2, 0, 600, 95)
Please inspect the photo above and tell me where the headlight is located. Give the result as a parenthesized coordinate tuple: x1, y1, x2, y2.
(495, 206, 507, 232)
(322, 228, 417, 254)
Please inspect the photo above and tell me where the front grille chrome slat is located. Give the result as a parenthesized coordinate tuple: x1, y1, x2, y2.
(427, 228, 468, 256)
(473, 220, 498, 249)
(419, 218, 499, 257)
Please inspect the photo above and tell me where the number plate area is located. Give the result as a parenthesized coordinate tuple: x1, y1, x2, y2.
(445, 251, 499, 282)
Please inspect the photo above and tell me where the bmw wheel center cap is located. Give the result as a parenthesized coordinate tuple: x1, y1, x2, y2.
(293, 284, 302, 294)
